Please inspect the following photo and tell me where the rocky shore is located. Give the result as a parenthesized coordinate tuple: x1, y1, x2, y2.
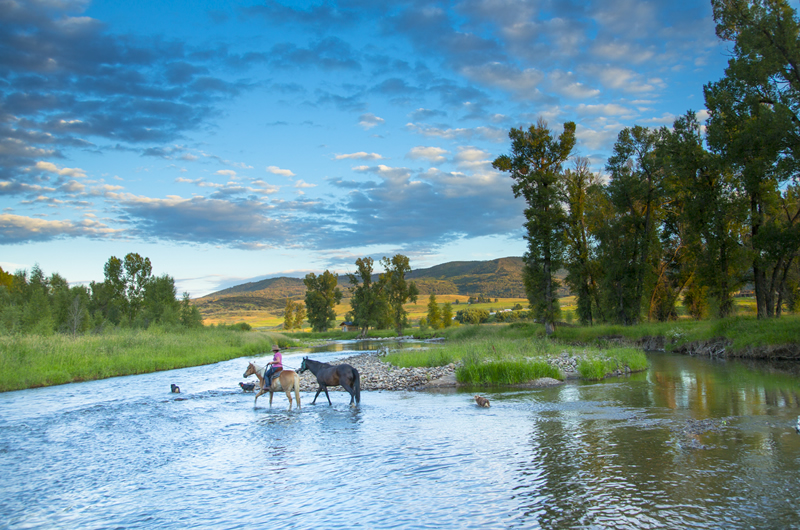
(292, 352, 568, 392)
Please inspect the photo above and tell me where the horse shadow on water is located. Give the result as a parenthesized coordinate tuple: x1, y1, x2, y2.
(298, 357, 361, 407)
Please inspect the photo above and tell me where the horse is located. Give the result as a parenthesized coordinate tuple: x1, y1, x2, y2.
(242, 362, 301, 410)
(298, 357, 361, 406)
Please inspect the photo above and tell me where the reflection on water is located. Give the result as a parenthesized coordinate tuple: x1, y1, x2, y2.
(1, 344, 799, 529)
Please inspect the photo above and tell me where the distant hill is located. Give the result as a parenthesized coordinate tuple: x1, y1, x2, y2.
(194, 256, 537, 320)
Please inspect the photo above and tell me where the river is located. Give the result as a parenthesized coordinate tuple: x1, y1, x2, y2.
(1, 342, 799, 529)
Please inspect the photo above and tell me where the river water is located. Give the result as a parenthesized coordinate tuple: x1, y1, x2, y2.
(1, 342, 799, 529)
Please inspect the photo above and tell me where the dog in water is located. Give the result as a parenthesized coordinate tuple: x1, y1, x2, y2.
(170, 384, 180, 393)
(474, 395, 490, 408)
(239, 382, 256, 392)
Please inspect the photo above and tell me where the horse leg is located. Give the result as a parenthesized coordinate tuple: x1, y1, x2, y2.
(285, 389, 292, 410)
(269, 390, 274, 407)
(254, 387, 265, 407)
(340, 379, 356, 406)
(312, 386, 323, 405)
(323, 386, 332, 406)
(294, 378, 301, 409)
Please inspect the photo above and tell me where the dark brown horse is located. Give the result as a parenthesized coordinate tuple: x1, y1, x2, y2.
(298, 357, 361, 406)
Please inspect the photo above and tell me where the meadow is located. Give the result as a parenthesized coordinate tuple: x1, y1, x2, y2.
(0, 327, 297, 393)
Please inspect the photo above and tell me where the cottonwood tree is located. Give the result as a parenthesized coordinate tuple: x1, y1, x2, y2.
(346, 257, 389, 338)
(426, 293, 442, 329)
(563, 157, 602, 325)
(705, 0, 800, 317)
(293, 303, 306, 330)
(381, 254, 419, 336)
(659, 111, 748, 318)
(303, 270, 342, 332)
(597, 126, 665, 324)
(493, 119, 576, 334)
(283, 298, 296, 330)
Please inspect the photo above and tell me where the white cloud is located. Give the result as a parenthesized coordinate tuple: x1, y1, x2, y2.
(294, 180, 316, 188)
(215, 169, 238, 178)
(33, 161, 87, 178)
(358, 113, 385, 130)
(334, 152, 384, 160)
(407, 146, 448, 164)
(266, 166, 296, 177)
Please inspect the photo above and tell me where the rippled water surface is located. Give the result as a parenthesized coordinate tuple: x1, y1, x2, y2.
(1, 343, 799, 529)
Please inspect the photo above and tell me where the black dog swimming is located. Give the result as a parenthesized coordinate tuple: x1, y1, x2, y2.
(171, 384, 180, 393)
(239, 382, 256, 392)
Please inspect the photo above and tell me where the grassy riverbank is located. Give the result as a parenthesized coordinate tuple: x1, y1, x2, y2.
(0, 327, 297, 392)
(385, 323, 649, 385)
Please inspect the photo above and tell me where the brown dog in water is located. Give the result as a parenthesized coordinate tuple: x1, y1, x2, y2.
(474, 395, 490, 408)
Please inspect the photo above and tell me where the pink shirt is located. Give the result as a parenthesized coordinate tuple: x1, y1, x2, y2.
(272, 351, 283, 370)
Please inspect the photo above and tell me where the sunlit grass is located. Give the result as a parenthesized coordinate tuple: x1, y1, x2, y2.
(0, 328, 299, 392)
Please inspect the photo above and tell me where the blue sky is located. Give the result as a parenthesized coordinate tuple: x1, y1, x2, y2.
(2, 0, 729, 297)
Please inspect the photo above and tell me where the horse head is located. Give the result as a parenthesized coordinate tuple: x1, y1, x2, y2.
(298, 357, 308, 373)
(243, 362, 255, 378)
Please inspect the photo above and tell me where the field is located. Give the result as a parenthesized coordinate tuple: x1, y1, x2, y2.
(201, 293, 764, 332)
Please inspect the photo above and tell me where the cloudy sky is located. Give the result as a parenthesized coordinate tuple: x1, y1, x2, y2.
(1, 0, 729, 297)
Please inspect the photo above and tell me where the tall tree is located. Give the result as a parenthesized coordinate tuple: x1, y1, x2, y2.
(705, 0, 800, 317)
(292, 303, 306, 330)
(563, 157, 602, 325)
(123, 253, 152, 321)
(426, 293, 442, 329)
(598, 126, 665, 324)
(659, 111, 748, 317)
(303, 270, 342, 332)
(441, 302, 454, 327)
(283, 298, 296, 330)
(381, 254, 419, 336)
(493, 119, 576, 334)
(346, 257, 389, 338)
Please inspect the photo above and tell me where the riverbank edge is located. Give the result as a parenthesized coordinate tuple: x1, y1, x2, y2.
(610, 335, 800, 361)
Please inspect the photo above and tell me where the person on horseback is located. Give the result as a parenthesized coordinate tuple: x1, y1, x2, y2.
(263, 345, 283, 389)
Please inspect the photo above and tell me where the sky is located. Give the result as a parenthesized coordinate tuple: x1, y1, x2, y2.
(1, 0, 732, 297)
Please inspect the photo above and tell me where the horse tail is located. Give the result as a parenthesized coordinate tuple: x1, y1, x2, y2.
(353, 367, 361, 404)
(294, 372, 302, 409)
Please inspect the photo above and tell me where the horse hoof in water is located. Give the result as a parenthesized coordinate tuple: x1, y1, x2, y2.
(239, 382, 256, 392)
(171, 384, 180, 394)
(474, 395, 490, 408)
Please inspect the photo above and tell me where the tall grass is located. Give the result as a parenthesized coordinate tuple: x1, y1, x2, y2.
(0, 328, 298, 392)
(457, 360, 561, 386)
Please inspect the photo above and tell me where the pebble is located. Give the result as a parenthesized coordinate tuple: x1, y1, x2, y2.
(295, 353, 458, 392)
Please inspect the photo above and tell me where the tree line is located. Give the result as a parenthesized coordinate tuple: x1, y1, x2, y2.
(300, 254, 420, 336)
(0, 253, 203, 335)
(493, 0, 800, 332)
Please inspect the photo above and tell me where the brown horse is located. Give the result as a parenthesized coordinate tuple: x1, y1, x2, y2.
(242, 362, 301, 410)
(298, 357, 360, 406)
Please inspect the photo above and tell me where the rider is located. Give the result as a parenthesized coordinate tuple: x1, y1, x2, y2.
(263, 345, 283, 388)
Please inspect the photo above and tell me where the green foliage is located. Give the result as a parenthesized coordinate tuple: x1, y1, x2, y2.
(426, 293, 442, 329)
(381, 254, 419, 336)
(455, 308, 490, 324)
(0, 256, 203, 336)
(494, 119, 576, 333)
(0, 328, 295, 392)
(303, 270, 342, 332)
(705, 0, 800, 319)
(441, 302, 454, 327)
(457, 360, 560, 386)
(346, 257, 390, 336)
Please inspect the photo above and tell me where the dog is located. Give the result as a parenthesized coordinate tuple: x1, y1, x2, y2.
(239, 382, 256, 392)
(170, 384, 180, 393)
(474, 395, 490, 408)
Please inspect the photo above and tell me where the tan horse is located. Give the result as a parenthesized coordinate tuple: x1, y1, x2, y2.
(243, 362, 301, 410)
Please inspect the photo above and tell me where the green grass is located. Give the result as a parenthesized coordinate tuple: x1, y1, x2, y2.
(457, 360, 561, 386)
(549, 315, 800, 350)
(0, 327, 298, 392)
(383, 324, 649, 386)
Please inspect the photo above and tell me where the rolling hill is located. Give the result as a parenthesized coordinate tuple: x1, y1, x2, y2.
(193, 256, 545, 322)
